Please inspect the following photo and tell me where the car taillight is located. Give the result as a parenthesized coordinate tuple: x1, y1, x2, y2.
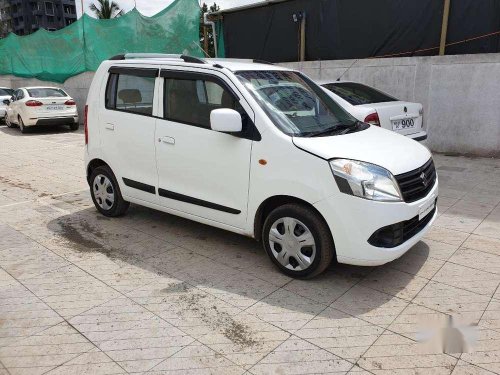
(25, 100, 43, 107)
(364, 112, 380, 126)
(65, 99, 76, 106)
(84, 105, 88, 145)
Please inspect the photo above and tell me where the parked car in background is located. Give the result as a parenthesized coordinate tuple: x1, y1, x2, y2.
(0, 87, 14, 124)
(85, 54, 438, 278)
(319, 81, 427, 142)
(3, 87, 79, 133)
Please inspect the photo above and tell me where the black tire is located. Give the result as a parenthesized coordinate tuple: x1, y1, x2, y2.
(89, 165, 130, 217)
(262, 203, 335, 278)
(19, 116, 28, 133)
(69, 123, 79, 131)
(5, 115, 15, 128)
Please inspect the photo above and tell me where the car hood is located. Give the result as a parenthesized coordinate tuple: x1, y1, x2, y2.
(293, 125, 431, 175)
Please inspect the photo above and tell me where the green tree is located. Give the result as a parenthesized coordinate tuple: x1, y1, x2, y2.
(200, 2, 219, 57)
(89, 0, 124, 19)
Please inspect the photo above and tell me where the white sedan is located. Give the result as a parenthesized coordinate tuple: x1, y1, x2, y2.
(0, 87, 14, 123)
(3, 87, 79, 133)
(319, 81, 427, 141)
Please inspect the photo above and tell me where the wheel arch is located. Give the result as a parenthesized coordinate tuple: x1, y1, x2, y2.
(86, 158, 109, 185)
(253, 195, 331, 243)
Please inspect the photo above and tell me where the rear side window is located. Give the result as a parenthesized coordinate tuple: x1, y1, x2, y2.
(323, 82, 397, 105)
(163, 77, 239, 128)
(27, 88, 66, 98)
(0, 88, 12, 96)
(105, 68, 157, 116)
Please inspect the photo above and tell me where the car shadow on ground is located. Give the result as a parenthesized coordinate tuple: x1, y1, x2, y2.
(45, 196, 430, 323)
(0, 124, 82, 136)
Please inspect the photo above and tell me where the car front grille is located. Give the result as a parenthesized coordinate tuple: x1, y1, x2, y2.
(368, 202, 437, 248)
(395, 158, 437, 203)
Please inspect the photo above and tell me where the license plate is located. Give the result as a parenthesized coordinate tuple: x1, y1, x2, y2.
(419, 198, 435, 221)
(392, 118, 416, 131)
(46, 105, 64, 111)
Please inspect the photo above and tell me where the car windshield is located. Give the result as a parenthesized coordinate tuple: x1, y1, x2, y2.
(27, 88, 67, 98)
(236, 70, 358, 137)
(0, 88, 13, 96)
(322, 82, 397, 105)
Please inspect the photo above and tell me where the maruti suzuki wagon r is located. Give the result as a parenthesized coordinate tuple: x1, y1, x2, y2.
(84, 54, 438, 278)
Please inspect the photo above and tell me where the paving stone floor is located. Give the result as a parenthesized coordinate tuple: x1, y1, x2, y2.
(0, 125, 499, 375)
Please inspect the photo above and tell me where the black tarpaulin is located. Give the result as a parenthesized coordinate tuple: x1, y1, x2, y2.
(221, 0, 500, 62)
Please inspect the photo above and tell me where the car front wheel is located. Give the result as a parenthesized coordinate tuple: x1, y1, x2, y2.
(5, 114, 15, 128)
(262, 203, 335, 278)
(89, 165, 129, 217)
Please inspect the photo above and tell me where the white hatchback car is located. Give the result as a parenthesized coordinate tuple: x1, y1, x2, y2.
(4, 87, 79, 133)
(320, 81, 427, 141)
(85, 54, 438, 278)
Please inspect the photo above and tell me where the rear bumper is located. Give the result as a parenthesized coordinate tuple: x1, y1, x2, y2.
(407, 130, 427, 142)
(25, 116, 79, 126)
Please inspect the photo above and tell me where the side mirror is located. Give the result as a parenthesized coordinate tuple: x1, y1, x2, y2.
(2, 99, 10, 105)
(210, 108, 242, 133)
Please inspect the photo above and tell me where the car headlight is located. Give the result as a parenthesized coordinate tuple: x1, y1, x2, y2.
(329, 159, 403, 202)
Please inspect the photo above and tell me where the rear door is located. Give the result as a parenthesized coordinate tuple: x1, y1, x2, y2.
(98, 66, 160, 204)
(154, 68, 256, 229)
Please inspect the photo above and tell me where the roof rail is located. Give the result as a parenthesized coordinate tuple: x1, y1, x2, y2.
(253, 59, 274, 65)
(109, 53, 207, 64)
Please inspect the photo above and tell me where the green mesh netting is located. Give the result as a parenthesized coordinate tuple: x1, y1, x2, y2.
(0, 0, 202, 83)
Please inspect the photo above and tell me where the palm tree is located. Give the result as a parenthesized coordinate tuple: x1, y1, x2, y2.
(89, 0, 124, 19)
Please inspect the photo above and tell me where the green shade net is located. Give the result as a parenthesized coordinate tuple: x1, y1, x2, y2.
(0, 0, 202, 83)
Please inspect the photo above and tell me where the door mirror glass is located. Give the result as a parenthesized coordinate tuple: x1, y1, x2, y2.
(2, 99, 10, 105)
(210, 108, 242, 133)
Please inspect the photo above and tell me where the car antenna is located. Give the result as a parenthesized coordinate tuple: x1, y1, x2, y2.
(336, 59, 358, 81)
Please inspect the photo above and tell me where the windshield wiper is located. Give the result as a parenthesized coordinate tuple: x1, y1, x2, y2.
(302, 123, 353, 137)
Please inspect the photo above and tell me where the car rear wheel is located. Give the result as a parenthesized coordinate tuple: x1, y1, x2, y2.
(18, 116, 28, 133)
(262, 203, 335, 278)
(89, 165, 129, 217)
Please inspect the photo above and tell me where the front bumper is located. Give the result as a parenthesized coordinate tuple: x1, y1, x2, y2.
(314, 178, 438, 266)
(25, 116, 79, 126)
(0, 108, 6, 118)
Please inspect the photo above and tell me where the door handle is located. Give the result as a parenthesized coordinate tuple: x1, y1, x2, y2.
(105, 123, 115, 131)
(159, 136, 175, 145)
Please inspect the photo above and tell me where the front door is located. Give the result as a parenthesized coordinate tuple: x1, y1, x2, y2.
(155, 69, 255, 229)
(99, 67, 160, 204)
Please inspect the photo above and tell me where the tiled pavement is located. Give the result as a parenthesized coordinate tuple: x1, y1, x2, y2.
(0, 125, 499, 375)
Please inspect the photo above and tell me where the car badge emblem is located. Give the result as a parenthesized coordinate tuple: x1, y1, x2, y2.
(420, 172, 428, 187)
(404, 106, 408, 113)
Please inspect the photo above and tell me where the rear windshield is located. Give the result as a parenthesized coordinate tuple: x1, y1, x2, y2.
(27, 88, 67, 98)
(0, 88, 13, 96)
(322, 82, 397, 105)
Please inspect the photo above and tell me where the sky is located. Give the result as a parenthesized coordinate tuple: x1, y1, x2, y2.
(75, 0, 261, 18)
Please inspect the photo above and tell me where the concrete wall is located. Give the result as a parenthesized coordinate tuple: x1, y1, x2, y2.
(281, 53, 500, 157)
(1, 52, 500, 156)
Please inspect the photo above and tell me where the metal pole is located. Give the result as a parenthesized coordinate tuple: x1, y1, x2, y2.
(439, 0, 451, 55)
(81, 0, 84, 16)
(299, 12, 306, 61)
